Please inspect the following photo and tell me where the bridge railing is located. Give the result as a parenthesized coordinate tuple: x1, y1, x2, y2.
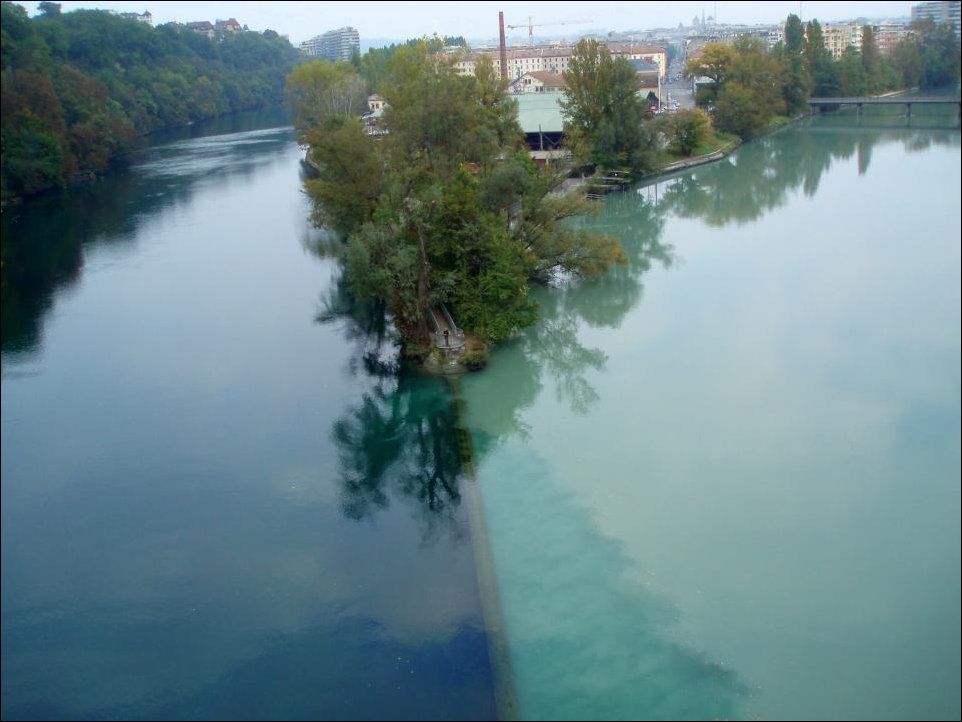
(429, 304, 465, 351)
(807, 96, 960, 104)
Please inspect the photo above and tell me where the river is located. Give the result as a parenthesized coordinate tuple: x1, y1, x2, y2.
(2, 106, 960, 720)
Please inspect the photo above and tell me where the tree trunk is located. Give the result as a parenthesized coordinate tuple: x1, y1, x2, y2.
(415, 223, 432, 346)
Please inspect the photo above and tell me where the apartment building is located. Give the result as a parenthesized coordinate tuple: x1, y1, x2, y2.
(300, 27, 360, 62)
(912, 1, 961, 37)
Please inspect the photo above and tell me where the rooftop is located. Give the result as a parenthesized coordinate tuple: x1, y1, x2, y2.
(515, 92, 566, 134)
(526, 70, 566, 86)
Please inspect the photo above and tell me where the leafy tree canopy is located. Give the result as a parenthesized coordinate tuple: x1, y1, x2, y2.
(298, 44, 623, 350)
(1, 2, 300, 200)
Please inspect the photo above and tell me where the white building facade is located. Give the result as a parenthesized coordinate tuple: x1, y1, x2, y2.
(301, 27, 360, 62)
(452, 43, 667, 82)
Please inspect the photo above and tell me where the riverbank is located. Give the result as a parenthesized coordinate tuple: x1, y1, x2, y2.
(635, 87, 918, 187)
(650, 135, 743, 178)
(2, 105, 292, 212)
(637, 114, 812, 183)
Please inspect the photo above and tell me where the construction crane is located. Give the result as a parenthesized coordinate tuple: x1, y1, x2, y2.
(505, 17, 591, 46)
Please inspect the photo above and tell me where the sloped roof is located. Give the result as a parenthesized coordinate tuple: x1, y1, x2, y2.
(526, 71, 566, 86)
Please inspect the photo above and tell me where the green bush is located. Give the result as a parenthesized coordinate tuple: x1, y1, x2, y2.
(667, 109, 711, 156)
(461, 346, 489, 371)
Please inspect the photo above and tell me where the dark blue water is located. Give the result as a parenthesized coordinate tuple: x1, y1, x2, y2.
(1, 110, 496, 720)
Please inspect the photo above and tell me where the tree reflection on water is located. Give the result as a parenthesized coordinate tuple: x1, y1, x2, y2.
(654, 114, 960, 227)
(516, 194, 674, 418)
(1, 118, 293, 356)
(319, 111, 961, 533)
(317, 275, 467, 541)
(319, 199, 675, 534)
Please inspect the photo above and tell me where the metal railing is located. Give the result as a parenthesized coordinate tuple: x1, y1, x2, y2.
(429, 305, 465, 351)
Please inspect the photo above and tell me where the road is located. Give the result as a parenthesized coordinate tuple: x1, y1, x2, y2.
(662, 55, 696, 111)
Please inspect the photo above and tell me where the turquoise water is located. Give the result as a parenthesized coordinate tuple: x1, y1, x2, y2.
(462, 115, 961, 720)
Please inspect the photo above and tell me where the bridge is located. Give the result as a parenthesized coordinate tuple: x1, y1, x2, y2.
(429, 304, 465, 354)
(808, 96, 961, 117)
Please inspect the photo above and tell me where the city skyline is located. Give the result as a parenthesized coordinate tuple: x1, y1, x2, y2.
(19, 1, 918, 45)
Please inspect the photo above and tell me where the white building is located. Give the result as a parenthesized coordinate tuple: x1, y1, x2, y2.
(301, 27, 360, 62)
(118, 10, 152, 25)
(510, 71, 567, 94)
(822, 23, 864, 58)
(452, 42, 667, 82)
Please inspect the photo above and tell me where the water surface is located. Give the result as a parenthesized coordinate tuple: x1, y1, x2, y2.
(2, 111, 496, 720)
(462, 111, 961, 720)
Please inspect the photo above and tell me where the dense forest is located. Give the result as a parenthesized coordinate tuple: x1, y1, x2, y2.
(1, 2, 300, 200)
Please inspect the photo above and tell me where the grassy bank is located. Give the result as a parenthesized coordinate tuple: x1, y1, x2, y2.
(665, 129, 741, 163)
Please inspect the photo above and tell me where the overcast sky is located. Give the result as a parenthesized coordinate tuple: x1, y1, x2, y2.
(20, 1, 917, 45)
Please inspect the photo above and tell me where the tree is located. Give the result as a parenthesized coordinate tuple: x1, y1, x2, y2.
(784, 14, 805, 54)
(804, 20, 839, 96)
(908, 18, 962, 88)
(300, 42, 623, 351)
(780, 53, 813, 114)
(506, 159, 625, 282)
(336, 44, 535, 346)
(892, 37, 923, 88)
(666, 109, 711, 155)
(303, 118, 383, 234)
(861, 25, 881, 93)
(2, 114, 64, 195)
(560, 39, 652, 171)
(777, 14, 813, 114)
(37, 2, 61, 17)
(708, 37, 785, 138)
(684, 42, 736, 106)
(715, 82, 769, 138)
(2, 1, 300, 198)
(685, 42, 736, 85)
(286, 60, 368, 141)
(836, 47, 867, 96)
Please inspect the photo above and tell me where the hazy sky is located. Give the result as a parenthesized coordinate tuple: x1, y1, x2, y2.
(20, 1, 916, 45)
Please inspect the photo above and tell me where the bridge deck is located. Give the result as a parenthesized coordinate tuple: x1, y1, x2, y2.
(430, 305, 465, 352)
(808, 97, 961, 105)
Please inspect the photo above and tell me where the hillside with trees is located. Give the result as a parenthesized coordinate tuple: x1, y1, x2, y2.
(1, 2, 300, 200)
